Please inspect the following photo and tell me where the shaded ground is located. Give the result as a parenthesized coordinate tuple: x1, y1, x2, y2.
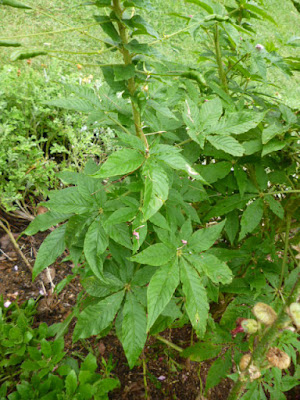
(0, 214, 298, 400)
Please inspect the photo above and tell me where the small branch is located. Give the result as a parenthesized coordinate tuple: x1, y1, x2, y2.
(279, 214, 292, 288)
(156, 335, 183, 353)
(214, 23, 229, 93)
(0, 219, 32, 272)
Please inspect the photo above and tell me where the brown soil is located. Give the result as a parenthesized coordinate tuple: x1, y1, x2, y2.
(0, 214, 298, 400)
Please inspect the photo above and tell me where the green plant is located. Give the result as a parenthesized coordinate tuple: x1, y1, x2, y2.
(0, 64, 116, 213)
(0, 298, 119, 399)
(3, 0, 300, 398)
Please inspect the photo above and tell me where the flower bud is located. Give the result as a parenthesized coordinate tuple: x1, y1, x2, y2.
(248, 364, 261, 381)
(239, 354, 251, 371)
(252, 302, 277, 325)
(241, 319, 259, 334)
(267, 347, 291, 369)
(289, 303, 300, 330)
(255, 44, 264, 51)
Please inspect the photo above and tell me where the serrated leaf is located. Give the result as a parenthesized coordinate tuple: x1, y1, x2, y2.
(225, 210, 239, 245)
(156, 152, 207, 183)
(182, 342, 222, 361)
(24, 211, 72, 236)
(265, 195, 284, 219)
(105, 207, 138, 226)
(73, 290, 125, 341)
(130, 243, 175, 266)
(234, 165, 248, 197)
(205, 193, 255, 219)
(262, 139, 286, 157)
(94, 148, 145, 178)
(239, 198, 264, 240)
(207, 135, 244, 157)
(121, 292, 147, 368)
(205, 350, 231, 391)
(142, 161, 169, 221)
(187, 253, 233, 285)
(245, 3, 277, 24)
(147, 259, 179, 331)
(113, 64, 135, 81)
(46, 97, 98, 112)
(210, 111, 264, 135)
(33, 224, 66, 280)
(189, 220, 225, 253)
(262, 123, 285, 144)
(11, 49, 47, 61)
(180, 258, 209, 337)
(94, 15, 121, 42)
(185, 0, 214, 14)
(84, 219, 108, 280)
(197, 161, 231, 184)
(47, 187, 93, 214)
(65, 370, 77, 396)
(106, 223, 132, 249)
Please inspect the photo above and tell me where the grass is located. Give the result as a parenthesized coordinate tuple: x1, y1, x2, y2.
(0, 0, 299, 106)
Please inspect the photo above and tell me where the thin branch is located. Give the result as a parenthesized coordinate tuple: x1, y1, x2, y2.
(0, 219, 32, 272)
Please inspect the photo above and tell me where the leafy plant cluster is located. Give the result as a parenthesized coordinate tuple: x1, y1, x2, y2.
(2, 0, 300, 398)
(0, 64, 116, 212)
(0, 298, 120, 399)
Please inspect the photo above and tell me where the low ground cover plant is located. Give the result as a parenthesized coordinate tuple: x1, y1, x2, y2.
(0, 298, 120, 399)
(1, 0, 300, 398)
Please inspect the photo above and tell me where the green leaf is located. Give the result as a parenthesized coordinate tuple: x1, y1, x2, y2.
(130, 243, 175, 266)
(73, 290, 125, 341)
(234, 165, 248, 198)
(94, 15, 121, 42)
(156, 152, 207, 183)
(262, 139, 286, 157)
(205, 350, 231, 391)
(113, 64, 136, 81)
(182, 342, 222, 361)
(142, 161, 169, 221)
(147, 259, 179, 331)
(205, 194, 255, 219)
(185, 0, 214, 14)
(180, 258, 209, 337)
(0, 40, 21, 47)
(225, 210, 239, 245)
(207, 135, 245, 157)
(33, 224, 66, 280)
(121, 292, 147, 368)
(210, 111, 264, 135)
(10, 49, 47, 61)
(106, 223, 132, 249)
(94, 148, 145, 178)
(47, 187, 93, 214)
(197, 161, 231, 184)
(24, 211, 72, 235)
(105, 207, 137, 226)
(189, 220, 225, 252)
(188, 253, 233, 285)
(46, 97, 98, 112)
(65, 370, 77, 396)
(245, 3, 277, 24)
(262, 124, 285, 144)
(239, 198, 264, 240)
(149, 212, 170, 230)
(1, 0, 31, 9)
(265, 195, 284, 219)
(84, 219, 108, 280)
(40, 339, 52, 358)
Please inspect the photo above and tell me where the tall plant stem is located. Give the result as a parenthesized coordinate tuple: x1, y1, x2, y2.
(214, 23, 229, 93)
(112, 0, 148, 150)
(227, 276, 300, 400)
(279, 214, 292, 288)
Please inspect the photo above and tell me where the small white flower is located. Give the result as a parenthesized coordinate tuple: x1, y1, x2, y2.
(4, 301, 11, 308)
(255, 44, 264, 51)
(13, 265, 18, 271)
